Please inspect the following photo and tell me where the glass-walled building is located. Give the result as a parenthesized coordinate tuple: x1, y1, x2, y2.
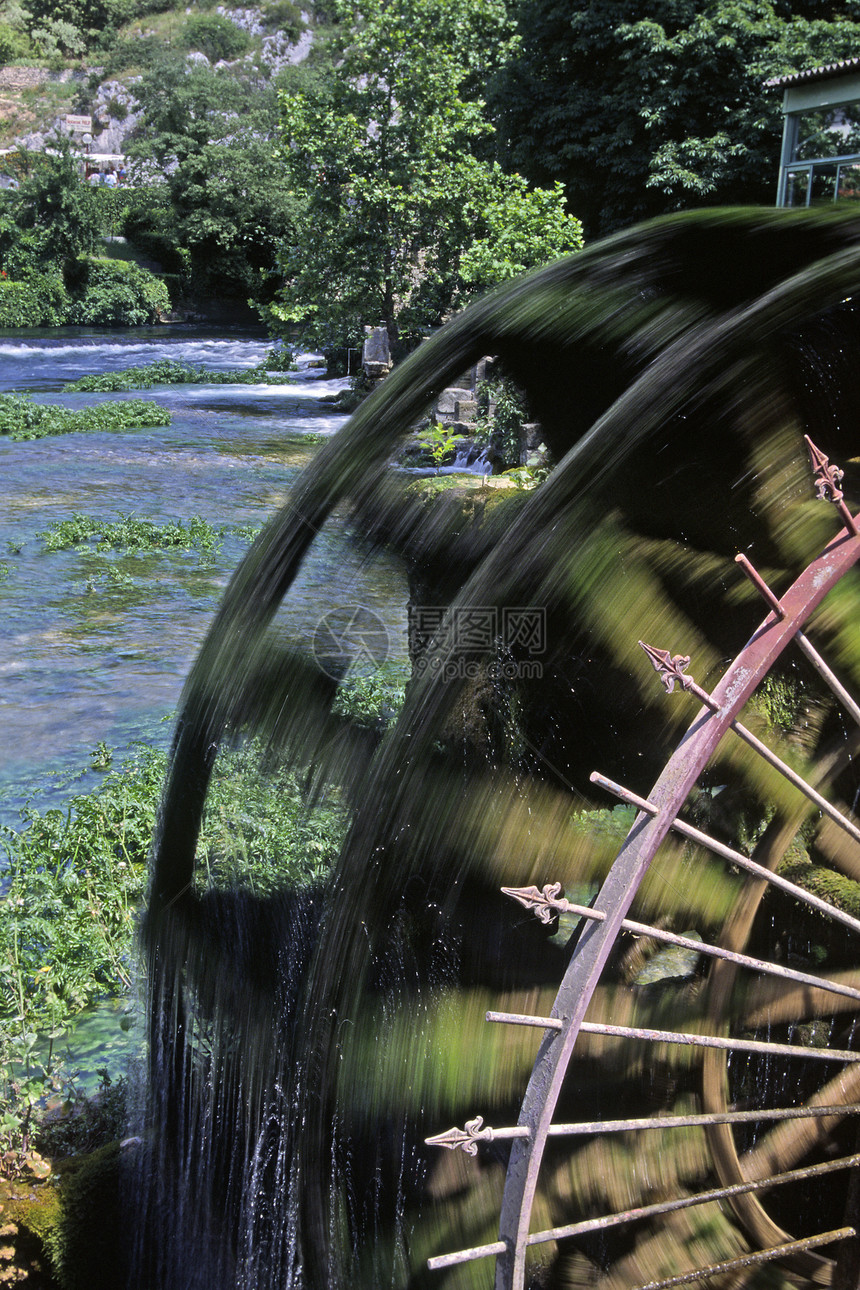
(771, 57, 860, 207)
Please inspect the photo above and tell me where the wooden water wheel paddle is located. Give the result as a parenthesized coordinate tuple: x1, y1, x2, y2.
(426, 437, 860, 1290)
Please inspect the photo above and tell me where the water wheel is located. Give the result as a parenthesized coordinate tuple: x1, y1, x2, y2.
(142, 211, 860, 1290)
(426, 438, 860, 1290)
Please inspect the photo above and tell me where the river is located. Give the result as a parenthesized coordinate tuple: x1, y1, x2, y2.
(0, 326, 410, 831)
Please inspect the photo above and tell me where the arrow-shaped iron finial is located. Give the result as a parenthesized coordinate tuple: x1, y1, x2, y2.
(502, 882, 565, 924)
(639, 641, 692, 694)
(425, 1116, 491, 1155)
(804, 436, 859, 535)
(639, 641, 719, 711)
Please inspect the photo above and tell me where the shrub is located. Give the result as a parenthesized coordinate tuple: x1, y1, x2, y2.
(260, 0, 304, 38)
(0, 274, 68, 328)
(182, 13, 251, 62)
(68, 259, 170, 327)
(0, 20, 33, 59)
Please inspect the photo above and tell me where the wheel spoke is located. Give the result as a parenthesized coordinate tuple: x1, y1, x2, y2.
(426, 444, 860, 1289)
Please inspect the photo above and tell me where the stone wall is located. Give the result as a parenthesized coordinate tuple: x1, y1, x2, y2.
(0, 67, 79, 90)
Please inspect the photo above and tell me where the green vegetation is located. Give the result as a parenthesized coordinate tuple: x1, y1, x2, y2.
(38, 513, 223, 555)
(476, 379, 530, 468)
(492, 0, 860, 236)
(0, 272, 68, 328)
(64, 351, 296, 392)
(274, 0, 583, 350)
(0, 733, 350, 1168)
(123, 56, 300, 305)
(0, 393, 169, 440)
(414, 420, 460, 467)
(4, 1, 854, 340)
(0, 147, 170, 327)
(332, 668, 406, 729)
(65, 257, 170, 326)
(182, 12, 252, 63)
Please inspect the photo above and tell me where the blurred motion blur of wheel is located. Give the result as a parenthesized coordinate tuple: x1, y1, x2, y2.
(427, 442, 860, 1290)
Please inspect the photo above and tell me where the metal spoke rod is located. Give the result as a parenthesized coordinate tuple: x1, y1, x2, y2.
(425, 1103, 860, 1154)
(735, 554, 860, 729)
(795, 627, 860, 728)
(427, 1160, 860, 1270)
(730, 716, 860, 845)
(591, 771, 860, 938)
(504, 882, 860, 1004)
(639, 641, 860, 848)
(527, 1151, 860, 1245)
(486, 1011, 860, 1063)
(632, 1227, 855, 1290)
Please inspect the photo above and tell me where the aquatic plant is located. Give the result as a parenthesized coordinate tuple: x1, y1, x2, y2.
(64, 353, 297, 393)
(38, 514, 224, 556)
(0, 394, 170, 441)
(414, 419, 459, 467)
(141, 207, 860, 1289)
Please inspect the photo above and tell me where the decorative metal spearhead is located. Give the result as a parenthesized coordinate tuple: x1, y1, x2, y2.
(639, 641, 720, 712)
(501, 882, 566, 924)
(805, 435, 844, 503)
(425, 1115, 491, 1155)
(638, 641, 692, 694)
(804, 436, 859, 536)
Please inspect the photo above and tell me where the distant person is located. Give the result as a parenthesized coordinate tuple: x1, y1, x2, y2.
(104, 167, 117, 188)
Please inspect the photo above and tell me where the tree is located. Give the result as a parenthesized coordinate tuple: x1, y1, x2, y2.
(126, 57, 299, 304)
(273, 0, 583, 351)
(11, 141, 101, 268)
(491, 0, 860, 236)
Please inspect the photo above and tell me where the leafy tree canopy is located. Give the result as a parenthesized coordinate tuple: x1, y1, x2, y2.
(491, 0, 860, 235)
(126, 57, 299, 302)
(272, 0, 583, 350)
(8, 141, 102, 268)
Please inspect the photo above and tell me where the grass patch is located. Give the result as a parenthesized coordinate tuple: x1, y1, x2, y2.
(64, 351, 296, 393)
(0, 394, 170, 440)
(0, 738, 348, 1026)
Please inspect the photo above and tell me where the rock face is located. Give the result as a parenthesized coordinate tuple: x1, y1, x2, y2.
(5, 7, 316, 158)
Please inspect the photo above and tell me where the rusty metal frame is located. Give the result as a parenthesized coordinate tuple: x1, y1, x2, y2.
(426, 440, 860, 1289)
(490, 503, 860, 1289)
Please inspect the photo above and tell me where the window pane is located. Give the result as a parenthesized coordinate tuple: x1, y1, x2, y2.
(837, 163, 860, 201)
(810, 163, 838, 204)
(784, 169, 809, 207)
(795, 101, 860, 161)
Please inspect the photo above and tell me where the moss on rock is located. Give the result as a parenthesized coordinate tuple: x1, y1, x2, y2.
(0, 1175, 61, 1286)
(50, 1144, 123, 1290)
(777, 856, 860, 919)
(0, 1141, 124, 1290)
